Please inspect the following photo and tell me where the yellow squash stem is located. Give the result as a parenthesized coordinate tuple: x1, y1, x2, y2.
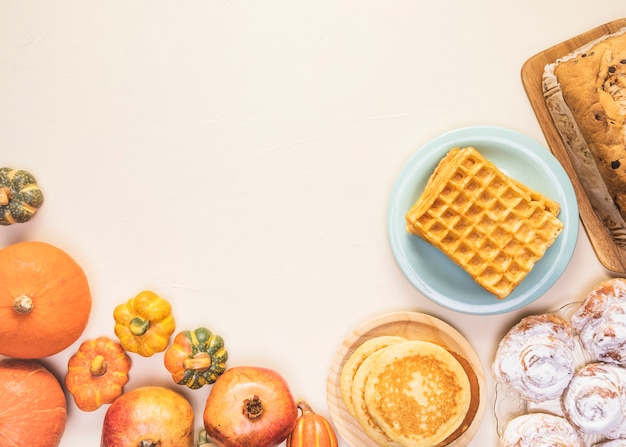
(129, 317, 150, 336)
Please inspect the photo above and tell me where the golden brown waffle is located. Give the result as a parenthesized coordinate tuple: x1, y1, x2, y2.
(405, 147, 564, 299)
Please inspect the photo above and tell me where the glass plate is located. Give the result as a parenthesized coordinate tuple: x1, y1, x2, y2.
(387, 125, 579, 315)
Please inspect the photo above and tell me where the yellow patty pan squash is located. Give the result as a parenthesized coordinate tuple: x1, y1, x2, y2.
(113, 290, 176, 357)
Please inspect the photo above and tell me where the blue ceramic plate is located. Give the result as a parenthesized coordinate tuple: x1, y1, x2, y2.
(387, 126, 579, 315)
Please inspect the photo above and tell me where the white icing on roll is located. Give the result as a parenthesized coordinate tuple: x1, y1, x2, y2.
(572, 278, 626, 364)
(492, 314, 576, 402)
(562, 362, 626, 438)
(500, 413, 584, 447)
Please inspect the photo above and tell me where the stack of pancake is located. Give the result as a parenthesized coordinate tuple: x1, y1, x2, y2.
(340, 336, 475, 446)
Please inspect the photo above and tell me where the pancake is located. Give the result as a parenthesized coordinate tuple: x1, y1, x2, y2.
(350, 345, 405, 447)
(363, 340, 471, 447)
(340, 335, 406, 417)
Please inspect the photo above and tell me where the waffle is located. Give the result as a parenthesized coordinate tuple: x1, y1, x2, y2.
(405, 147, 564, 299)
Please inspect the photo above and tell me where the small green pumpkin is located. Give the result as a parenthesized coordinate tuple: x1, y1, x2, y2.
(164, 327, 228, 389)
(0, 167, 44, 225)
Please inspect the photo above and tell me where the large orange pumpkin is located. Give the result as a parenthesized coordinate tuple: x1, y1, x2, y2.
(0, 358, 67, 447)
(0, 241, 92, 358)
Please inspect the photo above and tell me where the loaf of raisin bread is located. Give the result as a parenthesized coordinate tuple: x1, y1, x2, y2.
(543, 27, 626, 244)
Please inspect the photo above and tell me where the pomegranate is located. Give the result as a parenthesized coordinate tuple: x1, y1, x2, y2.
(203, 366, 298, 447)
(100, 386, 194, 447)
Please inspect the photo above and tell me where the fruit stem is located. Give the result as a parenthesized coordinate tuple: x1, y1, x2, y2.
(243, 394, 264, 419)
(183, 352, 212, 371)
(297, 399, 315, 416)
(129, 317, 150, 336)
(0, 187, 12, 206)
(90, 355, 108, 377)
(137, 440, 159, 447)
(13, 295, 33, 315)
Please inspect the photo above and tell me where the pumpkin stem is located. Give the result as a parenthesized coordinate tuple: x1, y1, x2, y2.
(90, 354, 108, 377)
(0, 187, 12, 206)
(13, 295, 33, 314)
(183, 352, 212, 371)
(296, 399, 315, 416)
(243, 394, 264, 420)
(129, 317, 150, 336)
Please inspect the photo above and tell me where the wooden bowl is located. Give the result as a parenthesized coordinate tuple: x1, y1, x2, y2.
(326, 311, 486, 447)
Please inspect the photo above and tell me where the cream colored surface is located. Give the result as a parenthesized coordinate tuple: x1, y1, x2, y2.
(0, 2, 623, 446)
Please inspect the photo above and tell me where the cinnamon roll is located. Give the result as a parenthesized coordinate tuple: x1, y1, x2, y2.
(562, 362, 626, 439)
(492, 314, 576, 402)
(500, 413, 584, 447)
(572, 278, 626, 365)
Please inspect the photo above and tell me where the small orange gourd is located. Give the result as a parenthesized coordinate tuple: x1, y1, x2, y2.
(65, 336, 132, 412)
(0, 358, 67, 447)
(0, 241, 92, 358)
(286, 399, 338, 447)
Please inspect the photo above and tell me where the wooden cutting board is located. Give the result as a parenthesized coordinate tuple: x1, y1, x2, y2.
(521, 18, 626, 274)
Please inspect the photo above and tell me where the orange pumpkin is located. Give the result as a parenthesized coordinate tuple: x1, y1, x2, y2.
(286, 400, 338, 447)
(0, 358, 67, 447)
(65, 336, 132, 412)
(0, 241, 92, 358)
